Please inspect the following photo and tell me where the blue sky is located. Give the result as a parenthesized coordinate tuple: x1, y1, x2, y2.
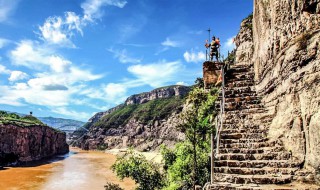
(0, 0, 252, 121)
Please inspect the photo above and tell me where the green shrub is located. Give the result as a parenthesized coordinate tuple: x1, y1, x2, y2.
(94, 96, 185, 129)
(104, 182, 124, 190)
(112, 150, 164, 190)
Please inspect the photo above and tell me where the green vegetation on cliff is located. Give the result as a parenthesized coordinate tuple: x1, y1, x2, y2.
(0, 111, 45, 127)
(112, 86, 219, 190)
(93, 96, 185, 128)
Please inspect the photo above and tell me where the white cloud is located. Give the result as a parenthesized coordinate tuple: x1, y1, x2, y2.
(4, 39, 104, 108)
(48, 55, 71, 73)
(183, 49, 206, 63)
(51, 107, 92, 121)
(104, 83, 127, 103)
(0, 64, 11, 74)
(0, 38, 10, 48)
(0, 0, 20, 22)
(161, 38, 180, 47)
(38, 0, 128, 47)
(39, 12, 82, 47)
(10, 40, 48, 69)
(81, 0, 127, 21)
(176, 81, 188, 86)
(8, 71, 29, 82)
(13, 83, 28, 90)
(107, 48, 141, 64)
(225, 36, 236, 49)
(127, 60, 183, 87)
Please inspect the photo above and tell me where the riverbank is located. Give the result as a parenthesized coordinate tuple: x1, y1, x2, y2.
(105, 148, 163, 164)
(0, 147, 135, 190)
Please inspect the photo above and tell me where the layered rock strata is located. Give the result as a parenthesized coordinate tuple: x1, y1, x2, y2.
(0, 124, 69, 165)
(76, 85, 190, 151)
(209, 0, 319, 188)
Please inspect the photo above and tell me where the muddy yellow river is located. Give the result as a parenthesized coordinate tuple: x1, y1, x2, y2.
(0, 148, 135, 190)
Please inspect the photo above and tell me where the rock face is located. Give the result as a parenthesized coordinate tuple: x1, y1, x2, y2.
(75, 85, 190, 151)
(124, 85, 190, 105)
(252, 0, 319, 173)
(0, 124, 69, 165)
(209, 0, 320, 188)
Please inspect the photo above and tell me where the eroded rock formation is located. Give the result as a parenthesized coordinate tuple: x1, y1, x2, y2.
(209, 0, 319, 188)
(0, 124, 69, 165)
(75, 85, 190, 151)
(253, 0, 319, 174)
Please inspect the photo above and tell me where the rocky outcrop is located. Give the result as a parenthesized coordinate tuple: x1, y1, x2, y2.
(81, 111, 185, 151)
(252, 0, 320, 174)
(0, 124, 69, 165)
(209, 0, 320, 188)
(75, 85, 190, 151)
(124, 85, 190, 105)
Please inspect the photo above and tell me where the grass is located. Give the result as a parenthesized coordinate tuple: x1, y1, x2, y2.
(0, 111, 64, 133)
(0, 111, 45, 126)
(242, 12, 253, 34)
(93, 96, 186, 129)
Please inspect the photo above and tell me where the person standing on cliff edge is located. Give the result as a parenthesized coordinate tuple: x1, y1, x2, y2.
(205, 36, 220, 61)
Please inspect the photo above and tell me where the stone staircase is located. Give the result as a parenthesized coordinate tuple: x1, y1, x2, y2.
(209, 63, 301, 189)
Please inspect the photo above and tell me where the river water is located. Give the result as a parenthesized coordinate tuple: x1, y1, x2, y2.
(0, 148, 135, 190)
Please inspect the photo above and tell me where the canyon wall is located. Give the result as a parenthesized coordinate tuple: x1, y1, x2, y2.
(253, 0, 320, 172)
(76, 85, 190, 151)
(0, 124, 69, 165)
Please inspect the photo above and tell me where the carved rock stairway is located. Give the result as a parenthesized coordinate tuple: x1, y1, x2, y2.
(209, 63, 300, 189)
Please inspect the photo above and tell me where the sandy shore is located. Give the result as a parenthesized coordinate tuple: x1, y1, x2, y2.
(105, 148, 163, 164)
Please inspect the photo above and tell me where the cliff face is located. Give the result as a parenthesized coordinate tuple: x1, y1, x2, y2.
(252, 0, 320, 172)
(125, 85, 190, 105)
(76, 85, 190, 151)
(209, 2, 319, 187)
(0, 124, 69, 165)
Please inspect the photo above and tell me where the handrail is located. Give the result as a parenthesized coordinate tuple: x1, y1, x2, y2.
(211, 61, 227, 184)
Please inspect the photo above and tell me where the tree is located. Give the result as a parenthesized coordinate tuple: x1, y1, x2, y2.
(111, 150, 164, 190)
(174, 87, 218, 189)
(194, 77, 204, 88)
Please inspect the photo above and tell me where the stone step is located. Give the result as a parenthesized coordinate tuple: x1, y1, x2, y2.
(226, 78, 255, 84)
(220, 129, 267, 134)
(207, 182, 299, 190)
(220, 140, 282, 149)
(223, 117, 271, 126)
(220, 133, 267, 140)
(227, 73, 255, 80)
(219, 146, 285, 154)
(222, 123, 264, 129)
(227, 81, 255, 88)
(219, 94, 260, 100)
(213, 173, 293, 185)
(220, 138, 269, 144)
(224, 104, 263, 111)
(216, 152, 291, 161)
(214, 160, 300, 168)
(214, 167, 298, 175)
(229, 65, 253, 72)
(224, 108, 267, 115)
(224, 86, 254, 91)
